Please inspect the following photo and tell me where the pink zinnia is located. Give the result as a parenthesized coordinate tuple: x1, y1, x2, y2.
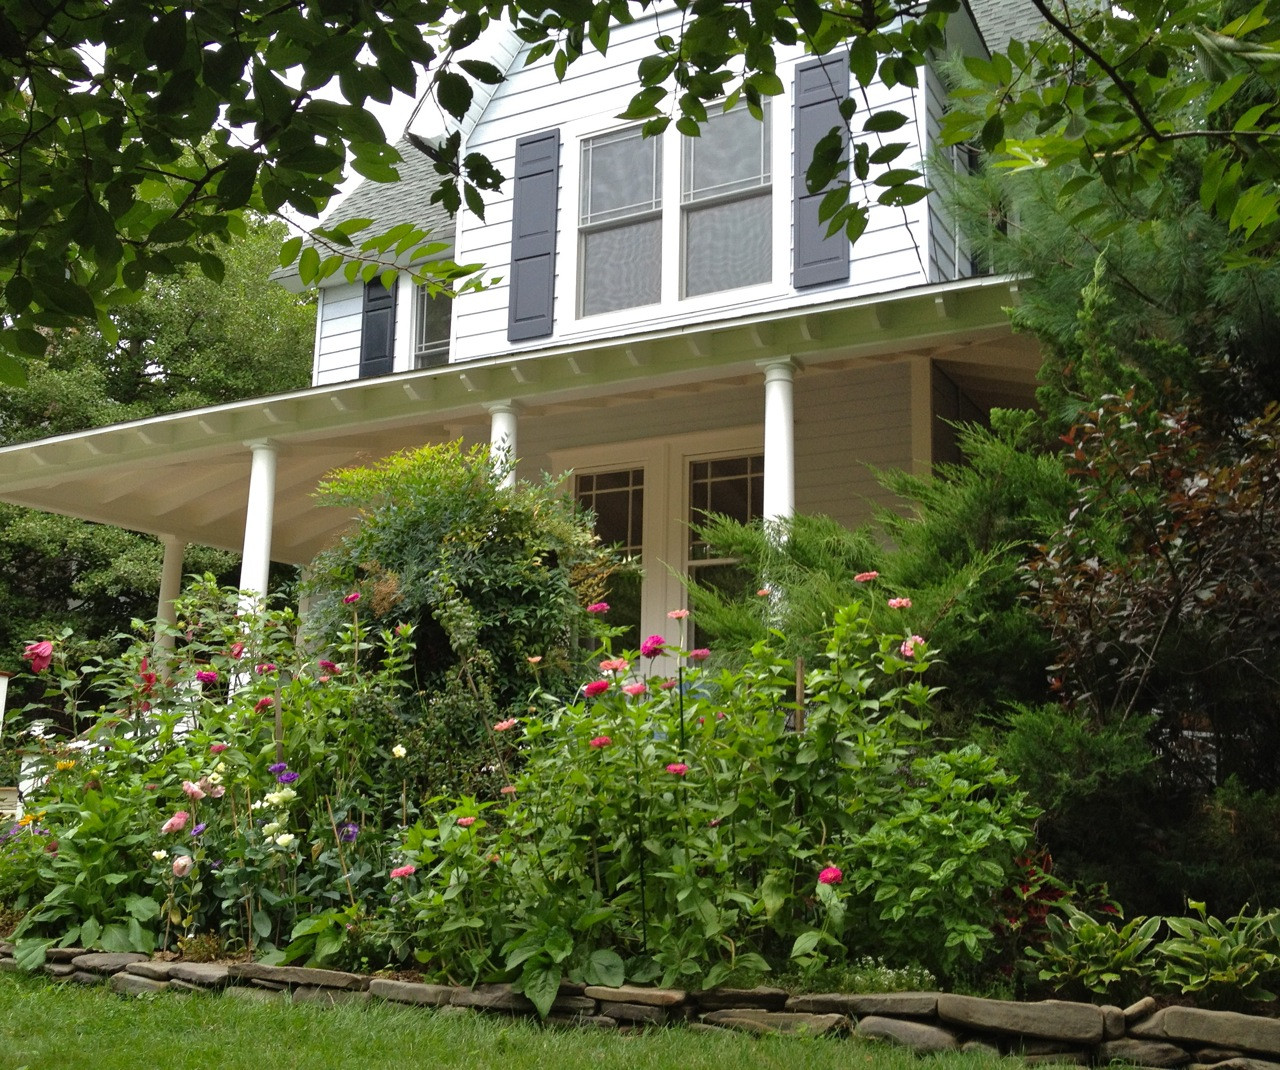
(659, 679, 677, 690)
(255, 663, 277, 674)
(887, 597, 912, 609)
(253, 696, 273, 713)
(589, 735, 612, 749)
(229, 642, 245, 659)
(818, 865, 843, 885)
(687, 648, 710, 661)
(457, 816, 476, 827)
(584, 680, 610, 698)
(181, 780, 206, 801)
(390, 865, 416, 879)
(343, 592, 361, 604)
(599, 658, 629, 673)
(209, 743, 228, 754)
(854, 571, 879, 583)
(640, 635, 666, 658)
(317, 659, 339, 673)
(586, 602, 610, 614)
(667, 609, 689, 620)
(665, 762, 689, 776)
(622, 682, 647, 697)
(162, 811, 190, 834)
(195, 669, 218, 684)
(21, 640, 54, 674)
(900, 635, 925, 659)
(493, 718, 518, 731)
(500, 785, 517, 795)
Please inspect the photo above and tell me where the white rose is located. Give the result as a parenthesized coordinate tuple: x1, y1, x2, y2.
(392, 744, 407, 759)
(274, 833, 296, 848)
(207, 771, 223, 785)
(152, 849, 169, 861)
(262, 821, 282, 836)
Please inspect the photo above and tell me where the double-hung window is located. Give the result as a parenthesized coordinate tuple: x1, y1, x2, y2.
(577, 103, 772, 318)
(579, 126, 663, 317)
(682, 103, 772, 297)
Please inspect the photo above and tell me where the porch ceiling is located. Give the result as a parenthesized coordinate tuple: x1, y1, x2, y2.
(0, 276, 1039, 565)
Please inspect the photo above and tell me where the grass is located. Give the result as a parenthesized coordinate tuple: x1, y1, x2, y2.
(0, 972, 1009, 1070)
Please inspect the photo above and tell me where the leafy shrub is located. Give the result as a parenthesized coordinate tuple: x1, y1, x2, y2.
(307, 442, 615, 800)
(1027, 906, 1161, 1000)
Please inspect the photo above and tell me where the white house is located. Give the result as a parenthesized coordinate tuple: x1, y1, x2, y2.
(0, 0, 1045, 646)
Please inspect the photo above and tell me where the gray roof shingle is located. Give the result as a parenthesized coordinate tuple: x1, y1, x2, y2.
(964, 0, 1051, 52)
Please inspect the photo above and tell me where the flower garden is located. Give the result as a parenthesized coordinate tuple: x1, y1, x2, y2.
(4, 443, 1280, 1034)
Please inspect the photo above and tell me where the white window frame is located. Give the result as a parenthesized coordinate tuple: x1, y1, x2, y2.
(550, 427, 762, 652)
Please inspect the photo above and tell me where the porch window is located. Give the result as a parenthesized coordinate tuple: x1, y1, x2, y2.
(688, 455, 765, 643)
(575, 468, 645, 650)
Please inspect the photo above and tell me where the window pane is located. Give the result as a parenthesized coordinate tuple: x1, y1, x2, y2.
(582, 128, 662, 225)
(581, 220, 662, 315)
(414, 285, 451, 368)
(688, 454, 764, 559)
(684, 194, 771, 296)
(576, 469, 644, 652)
(684, 104, 771, 202)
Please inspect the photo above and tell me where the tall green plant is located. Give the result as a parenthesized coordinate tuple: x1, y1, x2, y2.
(308, 442, 616, 801)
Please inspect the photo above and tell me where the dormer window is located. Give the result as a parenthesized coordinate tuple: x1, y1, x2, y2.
(414, 283, 451, 368)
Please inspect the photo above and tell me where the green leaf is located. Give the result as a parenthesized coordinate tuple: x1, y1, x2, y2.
(80, 916, 103, 949)
(863, 110, 907, 133)
(585, 948, 625, 987)
(124, 895, 161, 922)
(279, 235, 304, 267)
(520, 959, 562, 1018)
(790, 930, 822, 958)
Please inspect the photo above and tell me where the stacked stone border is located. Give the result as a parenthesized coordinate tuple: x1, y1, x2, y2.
(2, 941, 1278, 1065)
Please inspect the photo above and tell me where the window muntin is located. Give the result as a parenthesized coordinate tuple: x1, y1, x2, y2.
(413, 284, 451, 368)
(579, 127, 663, 316)
(682, 103, 772, 297)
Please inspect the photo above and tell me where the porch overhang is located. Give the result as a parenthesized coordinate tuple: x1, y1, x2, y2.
(0, 275, 1038, 565)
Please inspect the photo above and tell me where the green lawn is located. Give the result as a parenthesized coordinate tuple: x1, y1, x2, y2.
(0, 973, 1005, 1070)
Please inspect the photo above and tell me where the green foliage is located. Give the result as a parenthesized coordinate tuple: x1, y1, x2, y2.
(1028, 906, 1162, 1000)
(3, 580, 415, 961)
(1155, 900, 1280, 1004)
(944, 0, 1280, 265)
(0, 216, 313, 679)
(309, 441, 615, 801)
(391, 606, 1038, 993)
(1030, 900, 1280, 1008)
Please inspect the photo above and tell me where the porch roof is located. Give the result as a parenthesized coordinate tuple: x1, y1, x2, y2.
(0, 275, 1038, 565)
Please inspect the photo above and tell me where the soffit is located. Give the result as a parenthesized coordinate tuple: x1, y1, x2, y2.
(0, 276, 1038, 564)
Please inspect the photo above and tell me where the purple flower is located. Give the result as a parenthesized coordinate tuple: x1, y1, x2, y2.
(276, 770, 300, 785)
(317, 659, 339, 673)
(190, 822, 207, 837)
(195, 669, 218, 684)
(640, 635, 666, 658)
(267, 762, 288, 775)
(343, 592, 361, 605)
(339, 823, 359, 843)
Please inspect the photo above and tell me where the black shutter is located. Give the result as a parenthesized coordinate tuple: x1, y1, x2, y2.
(508, 129, 560, 342)
(360, 279, 396, 378)
(793, 53, 851, 289)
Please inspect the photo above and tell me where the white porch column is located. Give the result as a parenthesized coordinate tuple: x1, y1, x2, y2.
(488, 401, 518, 489)
(759, 358, 797, 525)
(155, 535, 185, 649)
(238, 440, 278, 602)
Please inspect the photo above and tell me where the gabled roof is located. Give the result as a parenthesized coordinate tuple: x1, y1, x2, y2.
(322, 135, 454, 244)
(965, 0, 1049, 52)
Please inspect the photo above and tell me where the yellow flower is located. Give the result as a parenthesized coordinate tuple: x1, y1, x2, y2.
(56, 759, 77, 771)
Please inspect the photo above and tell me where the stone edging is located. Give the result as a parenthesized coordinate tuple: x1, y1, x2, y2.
(1, 942, 1277, 1064)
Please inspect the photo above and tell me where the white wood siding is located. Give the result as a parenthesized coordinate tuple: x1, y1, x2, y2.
(451, 12, 941, 363)
(312, 282, 364, 386)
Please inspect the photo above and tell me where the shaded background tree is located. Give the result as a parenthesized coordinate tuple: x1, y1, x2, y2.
(0, 215, 314, 685)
